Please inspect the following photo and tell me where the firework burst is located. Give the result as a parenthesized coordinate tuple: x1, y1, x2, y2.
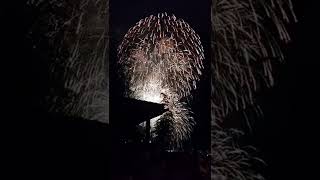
(118, 13, 205, 148)
(25, 0, 298, 178)
(118, 13, 204, 103)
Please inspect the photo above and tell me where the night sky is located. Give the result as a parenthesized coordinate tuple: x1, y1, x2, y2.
(4, 0, 319, 179)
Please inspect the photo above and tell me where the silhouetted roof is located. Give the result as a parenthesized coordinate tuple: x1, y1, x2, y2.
(111, 97, 165, 127)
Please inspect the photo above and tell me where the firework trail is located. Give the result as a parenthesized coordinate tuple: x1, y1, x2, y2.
(211, 0, 297, 123)
(210, 0, 296, 179)
(156, 94, 195, 148)
(26, 0, 109, 123)
(118, 13, 205, 149)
